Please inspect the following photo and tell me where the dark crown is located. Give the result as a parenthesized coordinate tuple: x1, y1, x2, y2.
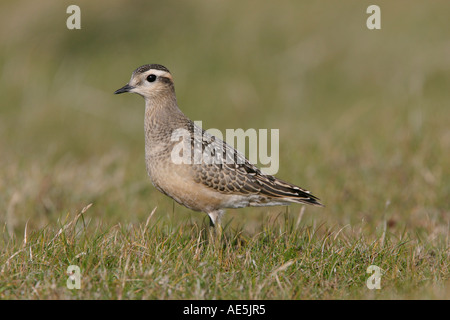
(133, 64, 170, 76)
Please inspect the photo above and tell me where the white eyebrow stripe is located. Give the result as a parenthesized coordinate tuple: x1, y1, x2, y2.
(147, 69, 172, 79)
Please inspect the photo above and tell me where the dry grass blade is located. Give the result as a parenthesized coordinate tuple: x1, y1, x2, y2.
(50, 203, 92, 244)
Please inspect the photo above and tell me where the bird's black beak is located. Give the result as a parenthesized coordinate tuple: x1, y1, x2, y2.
(114, 84, 134, 94)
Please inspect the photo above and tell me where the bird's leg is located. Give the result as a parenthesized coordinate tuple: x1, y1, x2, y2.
(207, 210, 224, 242)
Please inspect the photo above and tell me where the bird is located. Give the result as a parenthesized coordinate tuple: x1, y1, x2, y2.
(114, 64, 323, 230)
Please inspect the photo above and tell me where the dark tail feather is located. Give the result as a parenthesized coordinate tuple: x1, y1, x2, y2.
(258, 176, 324, 207)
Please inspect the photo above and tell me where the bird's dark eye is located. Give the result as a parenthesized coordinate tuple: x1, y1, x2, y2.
(146, 74, 157, 82)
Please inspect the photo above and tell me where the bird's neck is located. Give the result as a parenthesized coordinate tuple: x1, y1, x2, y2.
(144, 93, 188, 145)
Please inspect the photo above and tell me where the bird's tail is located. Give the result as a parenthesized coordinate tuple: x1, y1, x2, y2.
(256, 175, 324, 207)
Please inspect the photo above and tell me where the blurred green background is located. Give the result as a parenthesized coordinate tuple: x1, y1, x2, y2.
(0, 0, 449, 238)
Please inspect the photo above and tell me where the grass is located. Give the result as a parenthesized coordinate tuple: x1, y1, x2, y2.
(1, 204, 448, 299)
(0, 1, 449, 299)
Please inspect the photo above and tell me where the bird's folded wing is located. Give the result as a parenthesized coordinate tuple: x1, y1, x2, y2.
(188, 123, 323, 206)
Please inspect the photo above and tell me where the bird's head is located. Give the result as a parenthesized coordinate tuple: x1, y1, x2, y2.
(114, 64, 175, 100)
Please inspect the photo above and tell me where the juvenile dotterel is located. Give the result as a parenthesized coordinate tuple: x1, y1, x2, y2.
(115, 64, 323, 228)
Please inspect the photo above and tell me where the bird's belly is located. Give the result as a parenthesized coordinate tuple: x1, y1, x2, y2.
(146, 161, 255, 212)
(146, 161, 210, 210)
